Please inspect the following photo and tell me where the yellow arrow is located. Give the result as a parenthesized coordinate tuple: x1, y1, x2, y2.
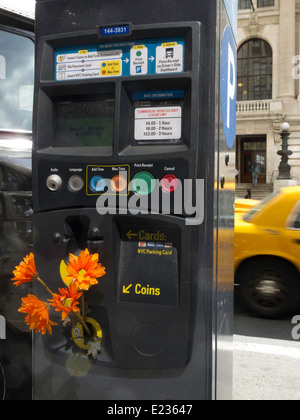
(123, 284, 132, 294)
(126, 230, 138, 240)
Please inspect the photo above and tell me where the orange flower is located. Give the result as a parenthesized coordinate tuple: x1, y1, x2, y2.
(19, 295, 57, 335)
(49, 284, 82, 320)
(12, 253, 37, 286)
(65, 249, 106, 291)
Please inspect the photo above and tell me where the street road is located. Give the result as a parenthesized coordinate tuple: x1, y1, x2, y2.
(233, 297, 300, 400)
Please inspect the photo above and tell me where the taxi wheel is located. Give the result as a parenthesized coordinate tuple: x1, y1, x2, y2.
(237, 258, 300, 319)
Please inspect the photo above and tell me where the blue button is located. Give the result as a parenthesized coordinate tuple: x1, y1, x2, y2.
(90, 175, 106, 192)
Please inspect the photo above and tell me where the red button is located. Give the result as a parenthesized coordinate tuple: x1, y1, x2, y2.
(161, 174, 179, 193)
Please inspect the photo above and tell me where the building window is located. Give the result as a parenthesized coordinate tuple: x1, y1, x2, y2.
(257, 0, 274, 7)
(237, 38, 272, 101)
(238, 0, 251, 9)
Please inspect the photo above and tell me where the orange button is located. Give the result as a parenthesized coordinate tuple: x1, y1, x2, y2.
(111, 174, 127, 192)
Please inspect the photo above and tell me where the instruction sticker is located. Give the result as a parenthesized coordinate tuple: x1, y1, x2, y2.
(134, 106, 182, 141)
(130, 45, 148, 75)
(100, 60, 122, 77)
(55, 37, 184, 81)
(56, 49, 122, 80)
(118, 241, 178, 306)
(156, 42, 184, 73)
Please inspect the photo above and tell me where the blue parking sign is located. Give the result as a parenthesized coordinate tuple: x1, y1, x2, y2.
(223, 0, 238, 42)
(220, 25, 237, 149)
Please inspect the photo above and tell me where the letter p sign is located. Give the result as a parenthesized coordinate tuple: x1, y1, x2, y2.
(221, 25, 237, 149)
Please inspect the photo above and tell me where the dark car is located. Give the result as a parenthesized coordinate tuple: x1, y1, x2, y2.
(0, 6, 34, 400)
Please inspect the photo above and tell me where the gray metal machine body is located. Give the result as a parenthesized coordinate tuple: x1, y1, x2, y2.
(32, 0, 236, 400)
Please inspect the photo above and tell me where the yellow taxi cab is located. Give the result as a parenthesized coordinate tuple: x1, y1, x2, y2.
(235, 186, 300, 318)
(235, 198, 260, 214)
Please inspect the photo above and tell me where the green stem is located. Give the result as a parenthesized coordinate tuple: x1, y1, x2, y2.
(74, 311, 92, 337)
(36, 275, 91, 337)
(81, 294, 85, 318)
(37, 276, 54, 297)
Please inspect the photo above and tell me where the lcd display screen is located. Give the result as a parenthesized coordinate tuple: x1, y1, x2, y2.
(53, 98, 115, 147)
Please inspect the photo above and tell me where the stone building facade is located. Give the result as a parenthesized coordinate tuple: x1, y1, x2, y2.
(237, 0, 300, 185)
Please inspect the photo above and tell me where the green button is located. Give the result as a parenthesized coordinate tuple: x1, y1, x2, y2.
(132, 171, 156, 196)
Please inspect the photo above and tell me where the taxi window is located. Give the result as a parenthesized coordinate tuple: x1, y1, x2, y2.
(289, 201, 300, 230)
(293, 214, 300, 229)
(0, 29, 34, 132)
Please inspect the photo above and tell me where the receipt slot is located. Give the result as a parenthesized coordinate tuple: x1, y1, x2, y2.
(33, 0, 237, 400)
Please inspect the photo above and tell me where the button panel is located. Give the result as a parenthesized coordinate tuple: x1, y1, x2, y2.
(87, 165, 130, 196)
(46, 164, 184, 196)
(39, 159, 189, 214)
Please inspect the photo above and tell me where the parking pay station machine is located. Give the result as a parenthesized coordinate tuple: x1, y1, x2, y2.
(32, 0, 237, 400)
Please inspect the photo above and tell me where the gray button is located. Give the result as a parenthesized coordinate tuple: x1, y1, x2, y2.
(46, 174, 62, 192)
(68, 175, 84, 192)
